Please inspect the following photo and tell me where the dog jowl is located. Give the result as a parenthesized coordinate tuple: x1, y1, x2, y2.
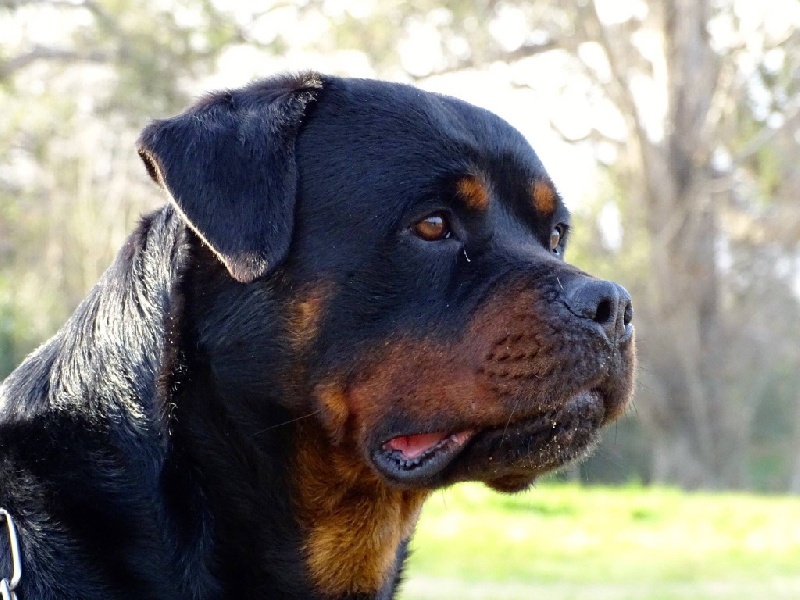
(0, 73, 635, 600)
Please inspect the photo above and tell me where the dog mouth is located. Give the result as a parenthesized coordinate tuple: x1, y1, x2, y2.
(373, 430, 475, 483)
(371, 390, 606, 489)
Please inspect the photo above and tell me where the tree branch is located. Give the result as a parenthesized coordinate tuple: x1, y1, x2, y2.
(1, 0, 122, 79)
(579, 1, 647, 148)
(1, 46, 109, 79)
(407, 39, 558, 81)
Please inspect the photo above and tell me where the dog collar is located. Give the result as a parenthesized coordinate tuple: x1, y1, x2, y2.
(0, 509, 21, 600)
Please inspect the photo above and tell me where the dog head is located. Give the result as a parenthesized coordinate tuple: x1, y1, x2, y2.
(138, 73, 635, 494)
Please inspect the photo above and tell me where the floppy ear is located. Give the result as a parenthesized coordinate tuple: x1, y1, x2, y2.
(137, 73, 323, 283)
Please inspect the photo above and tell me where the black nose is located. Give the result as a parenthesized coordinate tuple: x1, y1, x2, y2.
(564, 279, 633, 342)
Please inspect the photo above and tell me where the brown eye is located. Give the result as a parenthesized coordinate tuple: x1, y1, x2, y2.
(550, 225, 565, 253)
(413, 213, 452, 241)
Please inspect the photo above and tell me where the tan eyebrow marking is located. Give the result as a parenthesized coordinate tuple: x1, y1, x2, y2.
(456, 174, 490, 211)
(532, 180, 556, 216)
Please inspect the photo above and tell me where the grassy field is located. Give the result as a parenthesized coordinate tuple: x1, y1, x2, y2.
(400, 484, 800, 599)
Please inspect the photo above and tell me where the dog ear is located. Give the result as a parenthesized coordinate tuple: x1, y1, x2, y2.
(137, 73, 323, 283)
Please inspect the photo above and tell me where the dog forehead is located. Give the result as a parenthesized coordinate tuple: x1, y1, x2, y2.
(295, 77, 546, 208)
(314, 77, 525, 143)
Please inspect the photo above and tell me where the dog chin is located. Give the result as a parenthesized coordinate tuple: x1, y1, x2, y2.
(370, 390, 606, 490)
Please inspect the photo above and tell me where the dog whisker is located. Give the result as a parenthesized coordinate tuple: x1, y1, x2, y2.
(250, 409, 323, 437)
(501, 395, 522, 442)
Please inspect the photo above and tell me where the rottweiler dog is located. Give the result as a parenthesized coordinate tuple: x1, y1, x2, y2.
(0, 73, 635, 600)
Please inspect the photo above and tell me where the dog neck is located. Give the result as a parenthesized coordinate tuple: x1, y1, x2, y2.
(175, 240, 427, 599)
(292, 421, 429, 598)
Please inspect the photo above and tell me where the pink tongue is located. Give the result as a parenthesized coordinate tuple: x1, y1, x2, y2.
(385, 432, 448, 459)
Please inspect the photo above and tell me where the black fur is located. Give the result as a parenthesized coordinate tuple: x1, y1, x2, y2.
(0, 72, 634, 599)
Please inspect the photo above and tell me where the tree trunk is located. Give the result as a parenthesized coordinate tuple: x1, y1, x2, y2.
(635, 0, 748, 488)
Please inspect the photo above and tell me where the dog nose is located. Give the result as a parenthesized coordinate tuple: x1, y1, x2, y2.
(564, 279, 633, 342)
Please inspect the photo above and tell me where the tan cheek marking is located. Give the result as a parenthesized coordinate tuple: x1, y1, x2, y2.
(289, 284, 330, 351)
(315, 381, 350, 445)
(344, 287, 563, 431)
(349, 342, 472, 421)
(457, 175, 490, 211)
(293, 423, 428, 595)
(532, 180, 556, 215)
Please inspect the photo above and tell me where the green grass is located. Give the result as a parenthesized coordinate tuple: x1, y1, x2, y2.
(400, 484, 800, 599)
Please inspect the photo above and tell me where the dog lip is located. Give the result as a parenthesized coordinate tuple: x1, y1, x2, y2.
(372, 430, 475, 484)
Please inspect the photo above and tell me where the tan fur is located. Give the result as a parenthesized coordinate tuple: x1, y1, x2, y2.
(293, 422, 428, 595)
(343, 286, 561, 435)
(457, 175, 490, 211)
(315, 381, 350, 445)
(289, 285, 330, 351)
(532, 180, 556, 215)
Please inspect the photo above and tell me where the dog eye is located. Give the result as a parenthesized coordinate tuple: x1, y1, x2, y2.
(413, 213, 452, 242)
(550, 225, 565, 253)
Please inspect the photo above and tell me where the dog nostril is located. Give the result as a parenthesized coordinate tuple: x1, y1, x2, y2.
(623, 300, 633, 327)
(594, 298, 613, 325)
